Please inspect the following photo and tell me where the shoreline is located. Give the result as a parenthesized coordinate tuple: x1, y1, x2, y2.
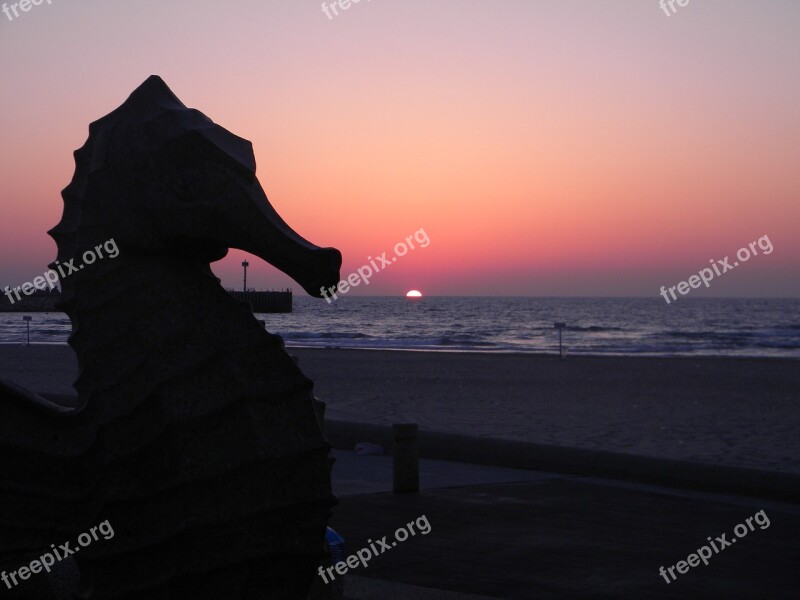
(292, 345, 800, 360)
(2, 340, 799, 361)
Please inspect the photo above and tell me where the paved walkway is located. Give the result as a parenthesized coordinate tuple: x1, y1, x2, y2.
(28, 450, 800, 599)
(329, 450, 800, 599)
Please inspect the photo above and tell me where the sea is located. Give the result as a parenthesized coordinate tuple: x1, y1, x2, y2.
(1, 297, 798, 358)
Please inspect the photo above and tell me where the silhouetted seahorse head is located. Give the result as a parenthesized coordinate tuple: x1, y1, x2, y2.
(48, 75, 341, 298)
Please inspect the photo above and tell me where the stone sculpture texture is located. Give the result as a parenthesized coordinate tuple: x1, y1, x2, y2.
(0, 75, 342, 598)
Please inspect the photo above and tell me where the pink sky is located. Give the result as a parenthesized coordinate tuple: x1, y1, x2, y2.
(1, 0, 798, 297)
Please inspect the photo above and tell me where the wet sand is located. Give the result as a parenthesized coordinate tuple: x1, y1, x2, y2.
(1, 345, 798, 473)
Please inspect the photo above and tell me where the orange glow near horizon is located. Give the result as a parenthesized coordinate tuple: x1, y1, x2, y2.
(1, 1, 798, 297)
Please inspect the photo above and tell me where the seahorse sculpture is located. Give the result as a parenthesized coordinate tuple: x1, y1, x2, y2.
(0, 75, 341, 598)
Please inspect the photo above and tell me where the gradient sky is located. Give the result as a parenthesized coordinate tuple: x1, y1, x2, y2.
(1, 0, 798, 297)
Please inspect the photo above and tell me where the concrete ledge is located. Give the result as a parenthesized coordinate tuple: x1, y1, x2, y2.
(31, 392, 800, 503)
(325, 419, 800, 502)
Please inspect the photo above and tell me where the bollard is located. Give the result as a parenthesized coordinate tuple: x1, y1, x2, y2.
(393, 423, 419, 493)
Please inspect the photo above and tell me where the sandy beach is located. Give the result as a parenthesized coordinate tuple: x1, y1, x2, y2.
(1, 344, 797, 475)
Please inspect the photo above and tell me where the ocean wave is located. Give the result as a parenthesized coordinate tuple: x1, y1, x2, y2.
(2, 298, 798, 358)
(566, 325, 626, 332)
(439, 337, 496, 347)
(281, 331, 370, 340)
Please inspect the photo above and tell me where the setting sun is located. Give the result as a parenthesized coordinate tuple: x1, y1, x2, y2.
(406, 290, 423, 298)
